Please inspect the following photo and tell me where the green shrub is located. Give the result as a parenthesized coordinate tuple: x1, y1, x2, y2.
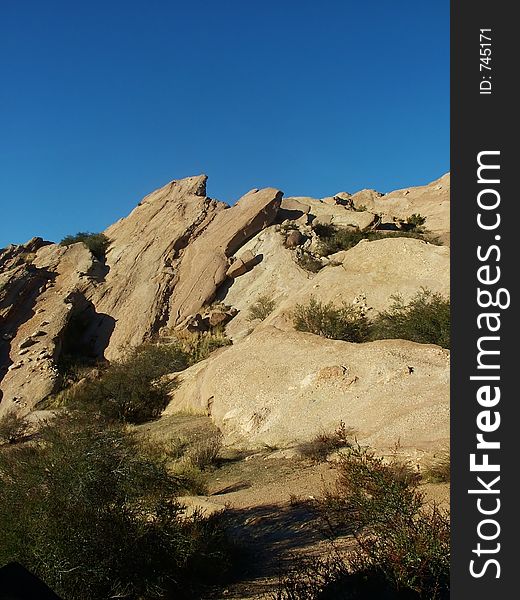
(248, 295, 276, 321)
(403, 213, 427, 233)
(294, 297, 370, 342)
(0, 413, 230, 600)
(60, 232, 110, 260)
(297, 422, 353, 463)
(313, 223, 433, 257)
(67, 343, 190, 423)
(371, 288, 450, 348)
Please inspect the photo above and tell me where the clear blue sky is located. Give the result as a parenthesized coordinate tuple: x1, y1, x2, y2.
(1, 0, 449, 247)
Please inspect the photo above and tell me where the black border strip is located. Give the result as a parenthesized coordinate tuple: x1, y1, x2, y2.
(451, 1, 516, 596)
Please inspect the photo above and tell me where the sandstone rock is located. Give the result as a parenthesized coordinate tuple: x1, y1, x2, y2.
(262, 237, 450, 332)
(167, 187, 282, 328)
(0, 173, 450, 424)
(86, 175, 227, 358)
(207, 310, 229, 327)
(279, 197, 311, 216)
(284, 230, 304, 248)
(376, 173, 450, 244)
(165, 327, 449, 451)
(217, 227, 311, 340)
(226, 259, 248, 279)
(349, 189, 383, 211)
(313, 208, 377, 231)
(226, 249, 258, 279)
(0, 242, 98, 416)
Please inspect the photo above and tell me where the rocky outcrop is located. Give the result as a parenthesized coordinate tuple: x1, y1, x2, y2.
(219, 235, 449, 341)
(165, 326, 450, 451)
(263, 237, 450, 331)
(0, 172, 450, 431)
(86, 175, 227, 358)
(0, 241, 101, 416)
(166, 187, 282, 328)
(282, 173, 450, 243)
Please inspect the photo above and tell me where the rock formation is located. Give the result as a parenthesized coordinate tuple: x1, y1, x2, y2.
(0, 173, 450, 453)
(165, 327, 450, 450)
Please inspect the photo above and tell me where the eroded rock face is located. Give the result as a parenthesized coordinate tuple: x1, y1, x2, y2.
(0, 242, 100, 416)
(165, 327, 449, 451)
(87, 175, 227, 358)
(263, 237, 450, 331)
(283, 173, 450, 243)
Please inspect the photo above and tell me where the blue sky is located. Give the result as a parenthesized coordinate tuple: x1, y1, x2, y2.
(0, 1, 449, 247)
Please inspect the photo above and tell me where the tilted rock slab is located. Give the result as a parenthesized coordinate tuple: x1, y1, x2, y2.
(166, 187, 282, 327)
(164, 326, 449, 451)
(88, 178, 281, 358)
(86, 175, 227, 358)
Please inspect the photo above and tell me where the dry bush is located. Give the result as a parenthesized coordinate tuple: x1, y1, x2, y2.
(0, 412, 30, 445)
(171, 328, 231, 364)
(296, 252, 324, 273)
(423, 449, 450, 483)
(248, 295, 276, 321)
(185, 431, 224, 470)
(297, 422, 353, 463)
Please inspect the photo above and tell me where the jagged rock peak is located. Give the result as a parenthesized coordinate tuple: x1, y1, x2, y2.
(139, 175, 209, 206)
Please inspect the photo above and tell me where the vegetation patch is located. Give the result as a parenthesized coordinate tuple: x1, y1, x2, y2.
(170, 328, 232, 364)
(314, 222, 437, 257)
(296, 252, 324, 273)
(67, 343, 190, 423)
(278, 445, 450, 599)
(423, 449, 450, 483)
(371, 288, 450, 349)
(60, 231, 110, 260)
(294, 297, 370, 343)
(0, 413, 231, 600)
(403, 213, 427, 233)
(248, 294, 276, 321)
(0, 412, 30, 445)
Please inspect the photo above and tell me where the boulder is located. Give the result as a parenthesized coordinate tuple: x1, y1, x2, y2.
(165, 327, 449, 452)
(284, 230, 304, 248)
